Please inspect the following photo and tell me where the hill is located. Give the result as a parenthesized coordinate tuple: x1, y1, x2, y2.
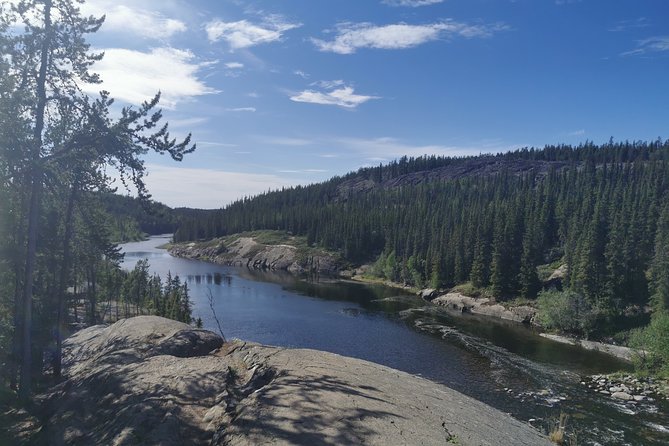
(100, 193, 179, 242)
(171, 140, 669, 339)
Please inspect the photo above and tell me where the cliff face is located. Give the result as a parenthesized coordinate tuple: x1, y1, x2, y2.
(169, 233, 342, 275)
(37, 316, 551, 445)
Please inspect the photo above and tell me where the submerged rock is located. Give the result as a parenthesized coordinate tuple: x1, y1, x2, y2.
(38, 316, 551, 445)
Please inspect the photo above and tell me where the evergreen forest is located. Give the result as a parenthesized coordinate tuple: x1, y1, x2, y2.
(175, 140, 669, 342)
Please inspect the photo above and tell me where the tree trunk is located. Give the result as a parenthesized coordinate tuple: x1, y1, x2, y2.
(89, 267, 97, 325)
(54, 181, 78, 378)
(19, 0, 52, 402)
(19, 174, 41, 400)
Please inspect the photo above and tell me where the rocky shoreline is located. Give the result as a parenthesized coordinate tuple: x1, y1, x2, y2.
(540, 333, 637, 362)
(430, 291, 537, 324)
(29, 316, 551, 446)
(416, 289, 641, 363)
(167, 239, 639, 365)
(169, 234, 341, 275)
(583, 373, 669, 405)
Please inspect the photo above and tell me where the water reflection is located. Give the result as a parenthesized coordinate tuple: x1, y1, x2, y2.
(119, 236, 669, 446)
(186, 272, 233, 286)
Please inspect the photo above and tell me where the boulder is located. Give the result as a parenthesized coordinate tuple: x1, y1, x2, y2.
(419, 288, 438, 300)
(612, 392, 634, 401)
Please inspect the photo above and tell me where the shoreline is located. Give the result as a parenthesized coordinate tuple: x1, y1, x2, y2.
(348, 274, 638, 363)
(161, 244, 636, 364)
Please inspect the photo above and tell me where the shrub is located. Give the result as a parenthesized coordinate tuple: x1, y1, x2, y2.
(537, 289, 597, 336)
(630, 311, 669, 377)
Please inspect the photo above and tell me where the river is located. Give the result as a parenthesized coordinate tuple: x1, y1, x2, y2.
(121, 235, 669, 445)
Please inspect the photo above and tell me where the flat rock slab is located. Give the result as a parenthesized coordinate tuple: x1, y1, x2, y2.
(225, 344, 551, 446)
(39, 316, 550, 446)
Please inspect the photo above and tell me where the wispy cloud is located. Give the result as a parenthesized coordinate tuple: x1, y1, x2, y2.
(294, 70, 310, 79)
(225, 107, 257, 112)
(82, 1, 186, 40)
(609, 17, 650, 33)
(290, 82, 380, 108)
(225, 62, 244, 69)
(198, 141, 239, 148)
(311, 79, 346, 89)
(312, 20, 508, 54)
(278, 169, 328, 173)
(382, 0, 443, 7)
(85, 48, 219, 109)
(205, 15, 301, 49)
(169, 117, 209, 129)
(257, 136, 313, 146)
(567, 129, 585, 136)
(622, 36, 669, 56)
(336, 136, 504, 158)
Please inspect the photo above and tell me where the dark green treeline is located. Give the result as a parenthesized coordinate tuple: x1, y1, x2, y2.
(175, 140, 669, 320)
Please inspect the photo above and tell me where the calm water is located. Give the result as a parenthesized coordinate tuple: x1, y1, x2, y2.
(121, 235, 669, 445)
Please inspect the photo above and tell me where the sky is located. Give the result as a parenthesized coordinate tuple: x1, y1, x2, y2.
(62, 0, 669, 208)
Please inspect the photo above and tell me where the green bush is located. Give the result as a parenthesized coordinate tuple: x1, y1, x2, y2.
(537, 289, 597, 336)
(630, 311, 669, 377)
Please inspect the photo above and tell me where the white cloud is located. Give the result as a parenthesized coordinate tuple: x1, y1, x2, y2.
(382, 0, 443, 7)
(311, 79, 346, 89)
(85, 47, 219, 109)
(225, 62, 244, 69)
(290, 82, 379, 108)
(225, 107, 256, 112)
(81, 2, 186, 40)
(294, 70, 310, 79)
(567, 129, 585, 136)
(622, 36, 669, 56)
(205, 16, 301, 49)
(143, 164, 302, 208)
(312, 20, 508, 54)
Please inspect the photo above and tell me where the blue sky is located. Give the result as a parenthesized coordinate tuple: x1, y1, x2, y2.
(72, 0, 669, 208)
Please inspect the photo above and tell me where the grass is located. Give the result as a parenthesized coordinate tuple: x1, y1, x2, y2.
(537, 259, 565, 282)
(449, 282, 494, 299)
(548, 412, 573, 445)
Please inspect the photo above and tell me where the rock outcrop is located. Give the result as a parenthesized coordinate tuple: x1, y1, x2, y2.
(540, 333, 637, 362)
(432, 292, 536, 324)
(38, 316, 551, 445)
(169, 235, 341, 275)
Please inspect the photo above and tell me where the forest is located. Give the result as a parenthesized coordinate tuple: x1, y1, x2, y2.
(175, 140, 669, 361)
(0, 0, 195, 400)
(3, 0, 669, 408)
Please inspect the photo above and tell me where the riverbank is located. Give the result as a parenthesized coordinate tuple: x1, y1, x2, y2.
(16, 316, 551, 446)
(169, 231, 343, 275)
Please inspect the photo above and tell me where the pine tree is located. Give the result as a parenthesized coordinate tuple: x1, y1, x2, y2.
(650, 201, 669, 312)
